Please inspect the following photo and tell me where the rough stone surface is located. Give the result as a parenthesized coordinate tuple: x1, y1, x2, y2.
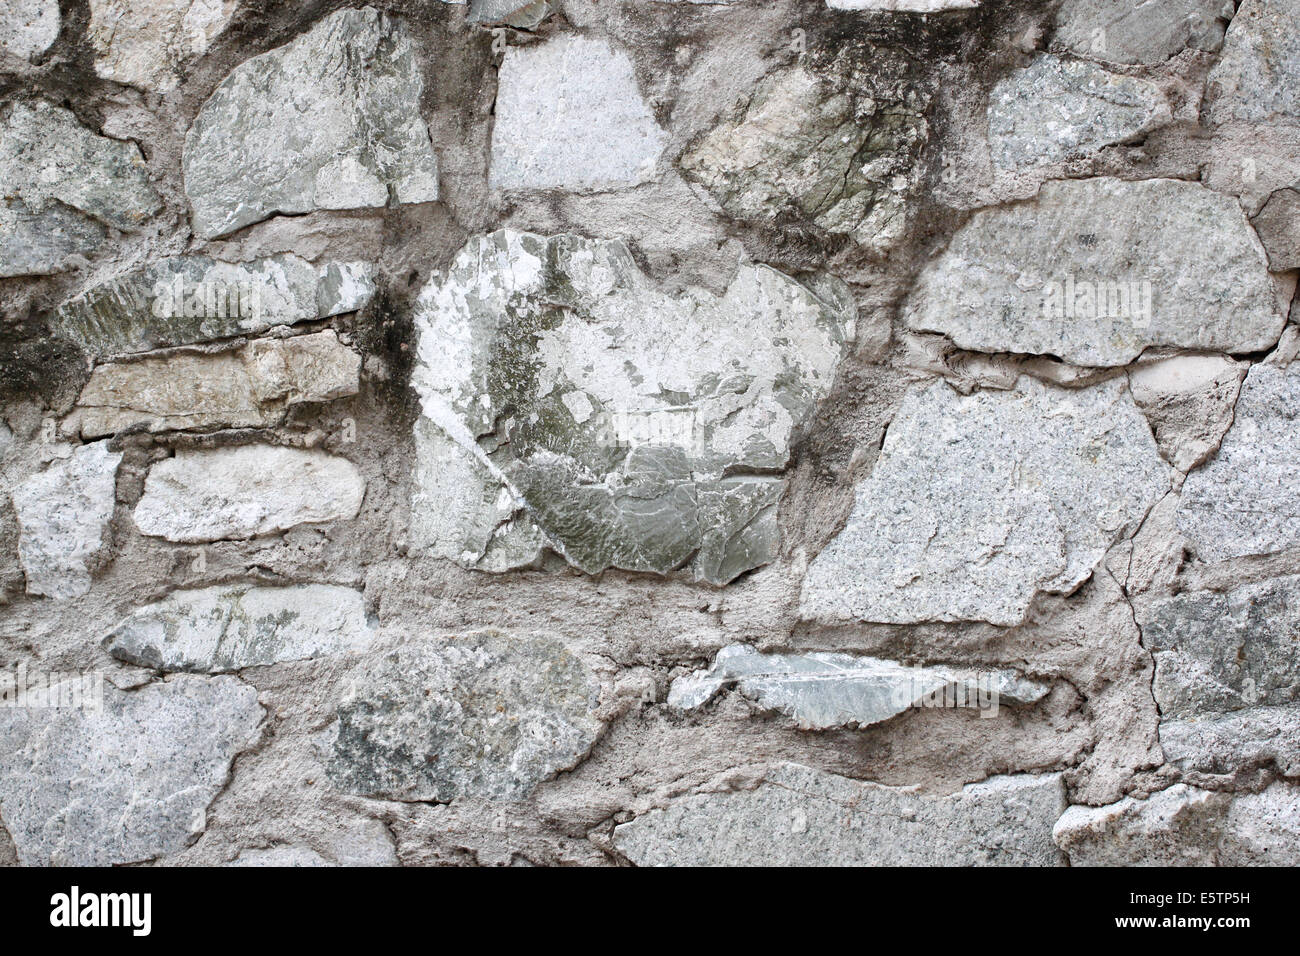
(0, 0, 59, 60)
(1207, 0, 1300, 125)
(325, 631, 604, 801)
(133, 445, 365, 543)
(89, 0, 237, 92)
(903, 178, 1283, 367)
(1160, 704, 1300, 778)
(680, 66, 929, 253)
(107, 583, 374, 672)
(801, 377, 1168, 626)
(1129, 354, 1246, 472)
(11, 441, 122, 599)
(1052, 0, 1228, 65)
(668, 644, 1049, 728)
(56, 255, 375, 358)
(71, 331, 360, 437)
(490, 35, 667, 192)
(1252, 188, 1300, 271)
(411, 230, 853, 584)
(614, 764, 1066, 866)
(0, 676, 262, 866)
(988, 56, 1170, 169)
(827, 0, 978, 9)
(184, 6, 439, 238)
(1177, 362, 1300, 561)
(1054, 782, 1300, 866)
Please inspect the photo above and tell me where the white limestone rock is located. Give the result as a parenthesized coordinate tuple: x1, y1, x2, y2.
(988, 55, 1170, 169)
(902, 178, 1283, 367)
(89, 0, 237, 92)
(184, 6, 439, 238)
(0, 0, 59, 60)
(11, 441, 122, 599)
(133, 445, 365, 543)
(489, 34, 667, 192)
(1206, 0, 1300, 124)
(801, 377, 1168, 627)
(1053, 0, 1228, 65)
(614, 764, 1067, 866)
(0, 675, 263, 866)
(107, 583, 374, 672)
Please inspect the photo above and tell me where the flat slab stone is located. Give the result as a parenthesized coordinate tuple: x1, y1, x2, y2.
(1142, 575, 1300, 720)
(184, 6, 439, 238)
(0, 0, 59, 60)
(1054, 782, 1300, 866)
(800, 377, 1168, 626)
(108, 583, 374, 672)
(411, 231, 853, 584)
(133, 445, 365, 543)
(89, 0, 236, 92)
(12, 440, 121, 599)
(490, 34, 667, 192)
(56, 254, 375, 358)
(0, 199, 106, 278)
(668, 644, 1049, 728)
(1160, 703, 1300, 778)
(1177, 362, 1300, 561)
(614, 764, 1066, 866)
(325, 630, 603, 801)
(988, 55, 1170, 169)
(71, 330, 360, 437)
(1207, 0, 1300, 124)
(0, 675, 262, 865)
(1053, 0, 1228, 65)
(903, 178, 1283, 367)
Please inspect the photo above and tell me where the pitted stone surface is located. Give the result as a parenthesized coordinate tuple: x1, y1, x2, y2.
(902, 178, 1283, 367)
(1160, 704, 1300, 778)
(1177, 363, 1300, 561)
(801, 377, 1168, 627)
(89, 0, 237, 92)
(0, 0, 59, 60)
(668, 644, 1049, 728)
(614, 764, 1066, 866)
(107, 584, 374, 672)
(988, 55, 1170, 169)
(1206, 0, 1300, 124)
(12, 441, 122, 599)
(184, 6, 439, 238)
(1053, 0, 1228, 65)
(490, 34, 667, 192)
(326, 630, 604, 801)
(56, 255, 375, 358)
(133, 445, 365, 543)
(0, 675, 262, 866)
(411, 230, 853, 584)
(72, 330, 360, 437)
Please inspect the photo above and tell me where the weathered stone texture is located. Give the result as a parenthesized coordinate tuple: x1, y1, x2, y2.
(1206, 0, 1300, 124)
(133, 445, 365, 542)
(1252, 188, 1300, 271)
(89, 0, 237, 92)
(903, 179, 1283, 367)
(326, 631, 604, 801)
(801, 377, 1167, 626)
(0, 0, 59, 60)
(1160, 704, 1300, 778)
(1128, 354, 1246, 473)
(614, 764, 1066, 866)
(1053, 0, 1228, 65)
(184, 6, 439, 238)
(0, 676, 262, 865)
(827, 0, 979, 9)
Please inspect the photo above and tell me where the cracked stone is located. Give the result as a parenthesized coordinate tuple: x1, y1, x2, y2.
(613, 764, 1066, 866)
(107, 583, 374, 673)
(89, 0, 237, 92)
(988, 55, 1170, 169)
(12, 440, 121, 600)
(0, 0, 59, 60)
(184, 6, 439, 238)
(1054, 782, 1300, 866)
(70, 330, 360, 437)
(56, 254, 375, 359)
(1252, 188, 1300, 271)
(1141, 575, 1300, 720)
(1206, 0, 1300, 124)
(410, 230, 853, 584)
(680, 66, 930, 254)
(1053, 0, 1228, 65)
(668, 644, 1049, 728)
(0, 675, 262, 865)
(133, 445, 365, 543)
(1177, 362, 1300, 561)
(325, 630, 604, 801)
(801, 377, 1168, 627)
(903, 178, 1283, 367)
(489, 34, 667, 192)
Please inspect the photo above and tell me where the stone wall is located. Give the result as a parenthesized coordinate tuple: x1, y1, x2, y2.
(0, 0, 1297, 867)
